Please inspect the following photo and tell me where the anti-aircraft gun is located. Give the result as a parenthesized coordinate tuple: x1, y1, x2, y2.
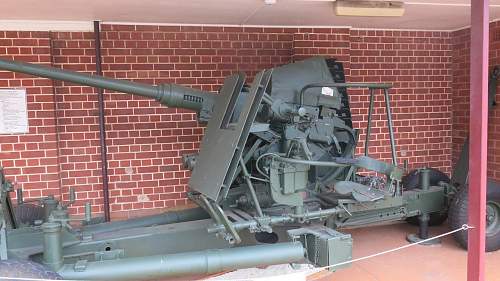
(0, 56, 494, 280)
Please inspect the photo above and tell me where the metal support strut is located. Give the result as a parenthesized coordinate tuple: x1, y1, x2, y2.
(42, 222, 64, 271)
(406, 168, 441, 245)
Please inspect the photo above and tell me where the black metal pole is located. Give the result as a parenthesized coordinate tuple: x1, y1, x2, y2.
(94, 21, 110, 222)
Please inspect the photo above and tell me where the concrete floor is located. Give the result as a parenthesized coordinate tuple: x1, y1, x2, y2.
(207, 222, 499, 281)
(310, 223, 500, 281)
(206, 222, 500, 281)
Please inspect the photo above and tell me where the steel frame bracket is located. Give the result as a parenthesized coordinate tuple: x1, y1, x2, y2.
(189, 69, 272, 202)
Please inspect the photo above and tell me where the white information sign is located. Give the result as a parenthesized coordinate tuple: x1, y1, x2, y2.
(0, 88, 28, 134)
(321, 87, 334, 96)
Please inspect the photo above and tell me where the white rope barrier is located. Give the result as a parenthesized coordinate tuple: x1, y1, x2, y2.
(0, 224, 474, 281)
(208, 224, 475, 281)
(0, 276, 80, 281)
(313, 224, 474, 272)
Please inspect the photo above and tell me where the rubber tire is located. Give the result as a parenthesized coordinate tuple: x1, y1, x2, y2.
(0, 259, 62, 279)
(449, 179, 500, 252)
(404, 168, 451, 226)
(14, 203, 44, 226)
(402, 168, 450, 190)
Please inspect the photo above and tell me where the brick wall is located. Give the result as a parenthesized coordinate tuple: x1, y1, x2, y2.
(349, 30, 452, 174)
(0, 31, 60, 200)
(50, 31, 104, 215)
(97, 25, 293, 217)
(452, 22, 500, 181)
(0, 24, 455, 218)
(292, 28, 351, 71)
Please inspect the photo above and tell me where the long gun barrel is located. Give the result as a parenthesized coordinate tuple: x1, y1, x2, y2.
(0, 58, 215, 120)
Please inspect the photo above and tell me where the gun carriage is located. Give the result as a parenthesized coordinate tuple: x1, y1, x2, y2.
(0, 57, 498, 280)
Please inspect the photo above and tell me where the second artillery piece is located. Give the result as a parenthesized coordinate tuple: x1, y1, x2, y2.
(0, 56, 498, 280)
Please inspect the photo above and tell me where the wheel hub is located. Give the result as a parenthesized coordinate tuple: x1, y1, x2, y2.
(486, 201, 500, 236)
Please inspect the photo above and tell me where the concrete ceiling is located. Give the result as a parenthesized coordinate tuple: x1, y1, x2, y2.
(2, 0, 500, 30)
